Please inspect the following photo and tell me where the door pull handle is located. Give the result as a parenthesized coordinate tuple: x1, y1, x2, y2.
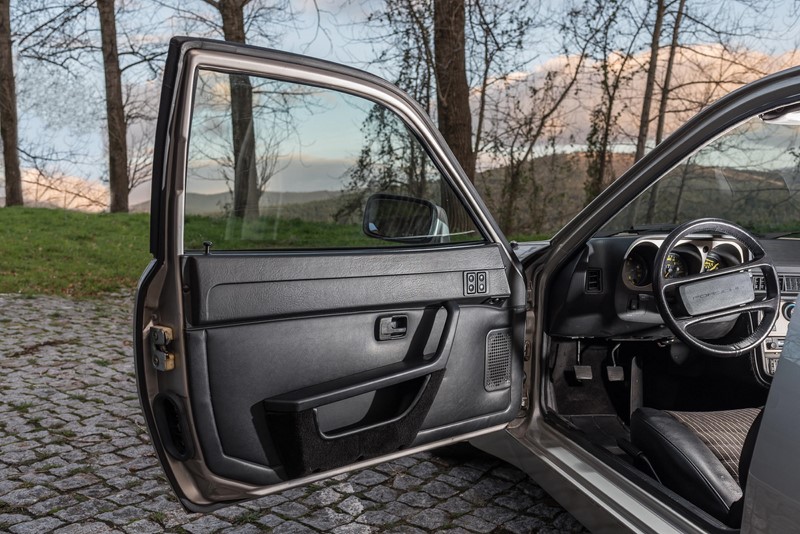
(377, 315, 408, 340)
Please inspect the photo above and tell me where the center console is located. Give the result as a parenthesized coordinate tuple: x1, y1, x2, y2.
(762, 298, 796, 376)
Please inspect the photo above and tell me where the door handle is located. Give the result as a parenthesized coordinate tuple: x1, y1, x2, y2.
(377, 315, 408, 340)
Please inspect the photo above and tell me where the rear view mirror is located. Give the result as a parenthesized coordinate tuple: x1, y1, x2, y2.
(363, 193, 449, 244)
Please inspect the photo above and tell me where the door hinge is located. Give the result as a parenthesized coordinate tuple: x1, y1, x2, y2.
(150, 326, 175, 372)
(520, 370, 530, 410)
(526, 287, 534, 309)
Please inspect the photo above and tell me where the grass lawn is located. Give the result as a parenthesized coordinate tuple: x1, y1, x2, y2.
(0, 207, 152, 297)
(184, 214, 380, 250)
(0, 207, 551, 298)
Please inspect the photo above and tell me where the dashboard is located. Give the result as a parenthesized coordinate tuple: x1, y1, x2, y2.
(546, 234, 800, 379)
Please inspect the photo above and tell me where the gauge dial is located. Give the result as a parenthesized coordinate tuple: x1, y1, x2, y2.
(664, 252, 687, 279)
(623, 254, 648, 286)
(703, 250, 722, 272)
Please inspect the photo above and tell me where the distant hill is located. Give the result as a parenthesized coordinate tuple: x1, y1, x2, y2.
(128, 154, 607, 236)
(128, 150, 799, 237)
(0, 197, 73, 210)
(131, 190, 343, 215)
(474, 151, 635, 235)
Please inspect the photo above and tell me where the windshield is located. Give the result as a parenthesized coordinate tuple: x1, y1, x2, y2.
(599, 112, 800, 237)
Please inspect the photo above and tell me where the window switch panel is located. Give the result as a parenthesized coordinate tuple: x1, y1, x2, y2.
(464, 271, 488, 295)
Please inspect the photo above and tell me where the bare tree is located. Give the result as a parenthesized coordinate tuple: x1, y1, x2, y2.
(158, 0, 293, 43)
(11, 0, 165, 210)
(360, 0, 531, 175)
(581, 0, 647, 205)
(485, 54, 588, 234)
(434, 0, 475, 181)
(97, 0, 127, 212)
(644, 0, 685, 223)
(0, 0, 22, 206)
(634, 0, 772, 223)
(467, 0, 533, 160)
(354, 0, 533, 234)
(655, 0, 686, 147)
(208, 0, 260, 219)
(633, 0, 665, 163)
(19, 146, 107, 210)
(159, 0, 293, 220)
(126, 114, 154, 196)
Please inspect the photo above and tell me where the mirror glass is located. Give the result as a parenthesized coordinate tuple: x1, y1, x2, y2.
(363, 194, 443, 242)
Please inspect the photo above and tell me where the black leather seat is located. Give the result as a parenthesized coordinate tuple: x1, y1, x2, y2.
(630, 406, 764, 527)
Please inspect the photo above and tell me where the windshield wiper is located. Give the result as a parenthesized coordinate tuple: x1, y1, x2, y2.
(763, 230, 800, 239)
(598, 224, 678, 237)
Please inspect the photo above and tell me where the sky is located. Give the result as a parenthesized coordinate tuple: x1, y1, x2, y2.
(9, 0, 800, 207)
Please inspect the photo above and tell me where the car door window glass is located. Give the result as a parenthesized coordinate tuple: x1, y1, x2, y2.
(600, 112, 800, 236)
(184, 69, 485, 250)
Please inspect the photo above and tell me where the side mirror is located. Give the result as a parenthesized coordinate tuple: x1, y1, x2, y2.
(363, 193, 450, 244)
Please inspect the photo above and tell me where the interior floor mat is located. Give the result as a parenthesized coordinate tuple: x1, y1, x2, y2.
(552, 343, 617, 415)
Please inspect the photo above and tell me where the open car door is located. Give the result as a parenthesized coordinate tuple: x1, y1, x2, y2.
(135, 37, 526, 511)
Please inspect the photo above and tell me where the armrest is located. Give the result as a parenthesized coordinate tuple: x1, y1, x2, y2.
(262, 301, 460, 412)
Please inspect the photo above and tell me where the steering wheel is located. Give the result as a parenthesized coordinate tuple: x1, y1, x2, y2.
(653, 218, 780, 357)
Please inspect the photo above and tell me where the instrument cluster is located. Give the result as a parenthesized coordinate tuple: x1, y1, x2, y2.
(621, 238, 746, 291)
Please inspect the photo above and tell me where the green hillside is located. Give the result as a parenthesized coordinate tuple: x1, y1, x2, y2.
(0, 208, 152, 297)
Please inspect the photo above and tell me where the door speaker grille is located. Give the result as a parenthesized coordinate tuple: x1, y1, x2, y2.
(485, 329, 512, 391)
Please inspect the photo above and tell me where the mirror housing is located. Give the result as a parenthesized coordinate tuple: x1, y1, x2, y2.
(363, 193, 450, 244)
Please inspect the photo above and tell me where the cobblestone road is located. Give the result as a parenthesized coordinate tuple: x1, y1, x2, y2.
(0, 294, 586, 533)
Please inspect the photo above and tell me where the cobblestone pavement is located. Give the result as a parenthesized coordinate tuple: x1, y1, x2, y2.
(0, 294, 586, 533)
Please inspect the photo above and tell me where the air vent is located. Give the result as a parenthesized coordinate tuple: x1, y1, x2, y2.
(783, 276, 800, 293)
(585, 268, 603, 293)
(752, 275, 765, 292)
(752, 275, 800, 293)
(485, 329, 512, 392)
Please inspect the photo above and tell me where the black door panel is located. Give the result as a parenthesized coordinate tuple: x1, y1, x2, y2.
(187, 306, 448, 482)
(418, 307, 523, 433)
(179, 244, 519, 486)
(182, 245, 510, 324)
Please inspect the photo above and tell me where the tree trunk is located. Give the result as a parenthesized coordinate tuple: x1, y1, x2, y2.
(499, 161, 523, 234)
(654, 0, 684, 146)
(434, 0, 474, 182)
(97, 0, 128, 212)
(585, 105, 613, 206)
(645, 0, 685, 223)
(219, 0, 259, 220)
(0, 0, 22, 207)
(634, 0, 665, 163)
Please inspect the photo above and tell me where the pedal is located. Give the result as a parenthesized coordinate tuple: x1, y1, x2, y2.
(573, 365, 593, 381)
(606, 343, 623, 381)
(606, 365, 624, 382)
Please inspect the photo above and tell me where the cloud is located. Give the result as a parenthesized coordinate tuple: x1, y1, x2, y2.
(475, 43, 800, 156)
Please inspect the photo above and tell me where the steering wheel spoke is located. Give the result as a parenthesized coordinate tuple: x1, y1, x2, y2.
(661, 256, 773, 291)
(653, 218, 780, 357)
(675, 296, 780, 329)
